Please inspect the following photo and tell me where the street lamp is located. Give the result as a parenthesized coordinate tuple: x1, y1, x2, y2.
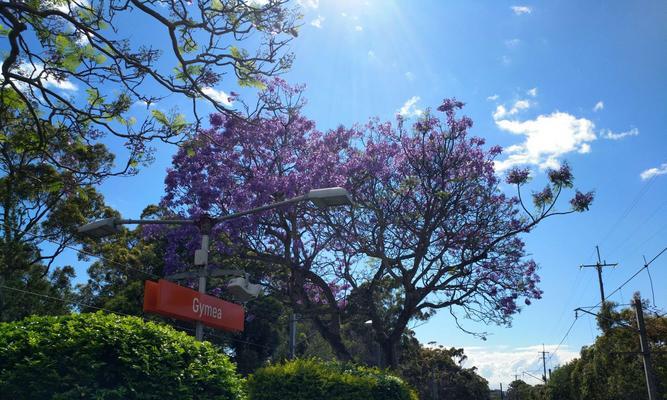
(78, 186, 353, 340)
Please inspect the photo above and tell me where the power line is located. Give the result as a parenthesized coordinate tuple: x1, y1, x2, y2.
(41, 236, 162, 280)
(16, 229, 162, 281)
(599, 247, 666, 308)
(546, 315, 579, 365)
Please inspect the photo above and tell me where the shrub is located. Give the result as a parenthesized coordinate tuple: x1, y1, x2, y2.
(247, 358, 418, 400)
(0, 312, 246, 400)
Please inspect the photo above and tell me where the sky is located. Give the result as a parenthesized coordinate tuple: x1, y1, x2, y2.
(18, 0, 667, 389)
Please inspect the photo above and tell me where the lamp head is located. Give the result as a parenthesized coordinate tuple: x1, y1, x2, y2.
(77, 218, 121, 238)
(306, 187, 353, 208)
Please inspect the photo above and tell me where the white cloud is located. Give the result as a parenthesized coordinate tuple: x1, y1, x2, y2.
(297, 0, 319, 9)
(398, 96, 423, 118)
(487, 94, 499, 101)
(601, 127, 639, 140)
(505, 38, 521, 48)
(404, 71, 415, 81)
(354, 25, 363, 32)
(201, 87, 233, 107)
(593, 101, 604, 112)
(501, 55, 512, 66)
(494, 111, 597, 172)
(493, 105, 509, 120)
(511, 5, 532, 15)
(527, 88, 538, 97)
(2, 61, 79, 92)
(493, 99, 531, 120)
(367, 50, 376, 58)
(341, 12, 348, 17)
(462, 344, 579, 388)
(578, 143, 591, 154)
(133, 100, 157, 108)
(310, 15, 324, 28)
(640, 163, 667, 180)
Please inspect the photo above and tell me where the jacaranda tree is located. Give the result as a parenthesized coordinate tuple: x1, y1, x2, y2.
(156, 82, 594, 366)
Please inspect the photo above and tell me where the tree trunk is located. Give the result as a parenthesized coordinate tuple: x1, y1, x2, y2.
(311, 314, 352, 361)
(380, 337, 400, 369)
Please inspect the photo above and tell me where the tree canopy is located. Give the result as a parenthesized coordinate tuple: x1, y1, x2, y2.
(154, 82, 594, 366)
(0, 0, 300, 176)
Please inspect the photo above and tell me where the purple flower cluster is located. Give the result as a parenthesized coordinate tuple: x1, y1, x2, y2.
(532, 186, 553, 208)
(151, 85, 589, 325)
(506, 167, 531, 185)
(570, 190, 595, 212)
(547, 162, 574, 188)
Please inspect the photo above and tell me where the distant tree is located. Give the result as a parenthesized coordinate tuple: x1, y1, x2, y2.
(506, 379, 535, 400)
(157, 84, 594, 366)
(0, 103, 110, 320)
(397, 336, 489, 400)
(76, 205, 167, 316)
(0, 0, 300, 176)
(546, 299, 667, 400)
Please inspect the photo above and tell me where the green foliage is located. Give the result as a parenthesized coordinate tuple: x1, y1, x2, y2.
(247, 358, 418, 400)
(506, 379, 542, 400)
(397, 335, 490, 400)
(233, 296, 285, 375)
(0, 312, 246, 400)
(0, 104, 112, 321)
(545, 301, 667, 400)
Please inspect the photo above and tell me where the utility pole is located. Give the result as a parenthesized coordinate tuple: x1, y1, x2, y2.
(633, 293, 659, 400)
(500, 383, 504, 400)
(194, 218, 213, 341)
(539, 344, 549, 383)
(580, 245, 618, 305)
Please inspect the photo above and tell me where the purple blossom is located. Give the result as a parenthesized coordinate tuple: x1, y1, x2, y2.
(570, 190, 595, 212)
(437, 98, 465, 112)
(506, 167, 531, 185)
(532, 186, 553, 208)
(547, 162, 574, 188)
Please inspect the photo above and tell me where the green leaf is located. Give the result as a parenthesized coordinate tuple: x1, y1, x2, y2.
(151, 109, 169, 126)
(62, 53, 81, 72)
(85, 88, 103, 106)
(239, 77, 267, 90)
(0, 87, 27, 111)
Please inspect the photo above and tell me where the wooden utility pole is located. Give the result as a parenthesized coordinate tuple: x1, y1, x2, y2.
(539, 344, 550, 383)
(500, 383, 504, 400)
(580, 245, 618, 304)
(633, 293, 659, 400)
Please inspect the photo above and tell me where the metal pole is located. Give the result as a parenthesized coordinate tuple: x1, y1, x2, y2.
(288, 312, 296, 359)
(595, 246, 606, 303)
(633, 293, 659, 400)
(195, 233, 209, 341)
(540, 344, 549, 383)
(500, 383, 504, 400)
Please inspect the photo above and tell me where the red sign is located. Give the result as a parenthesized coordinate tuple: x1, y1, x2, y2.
(143, 279, 244, 332)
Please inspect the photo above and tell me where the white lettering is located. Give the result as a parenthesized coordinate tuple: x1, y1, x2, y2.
(192, 297, 222, 319)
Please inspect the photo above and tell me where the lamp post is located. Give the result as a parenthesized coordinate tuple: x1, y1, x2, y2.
(79, 187, 353, 340)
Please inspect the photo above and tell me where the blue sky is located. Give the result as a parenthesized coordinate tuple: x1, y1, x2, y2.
(32, 0, 667, 388)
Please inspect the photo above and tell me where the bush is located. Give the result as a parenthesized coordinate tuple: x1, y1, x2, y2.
(0, 312, 246, 400)
(247, 358, 418, 400)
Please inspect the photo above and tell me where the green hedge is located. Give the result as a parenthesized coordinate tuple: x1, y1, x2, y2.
(247, 358, 418, 400)
(0, 312, 245, 400)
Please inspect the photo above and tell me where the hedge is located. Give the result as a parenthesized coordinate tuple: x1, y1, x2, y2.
(0, 312, 245, 400)
(247, 358, 418, 400)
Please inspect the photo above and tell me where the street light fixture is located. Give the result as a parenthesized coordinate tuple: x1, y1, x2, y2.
(78, 186, 353, 340)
